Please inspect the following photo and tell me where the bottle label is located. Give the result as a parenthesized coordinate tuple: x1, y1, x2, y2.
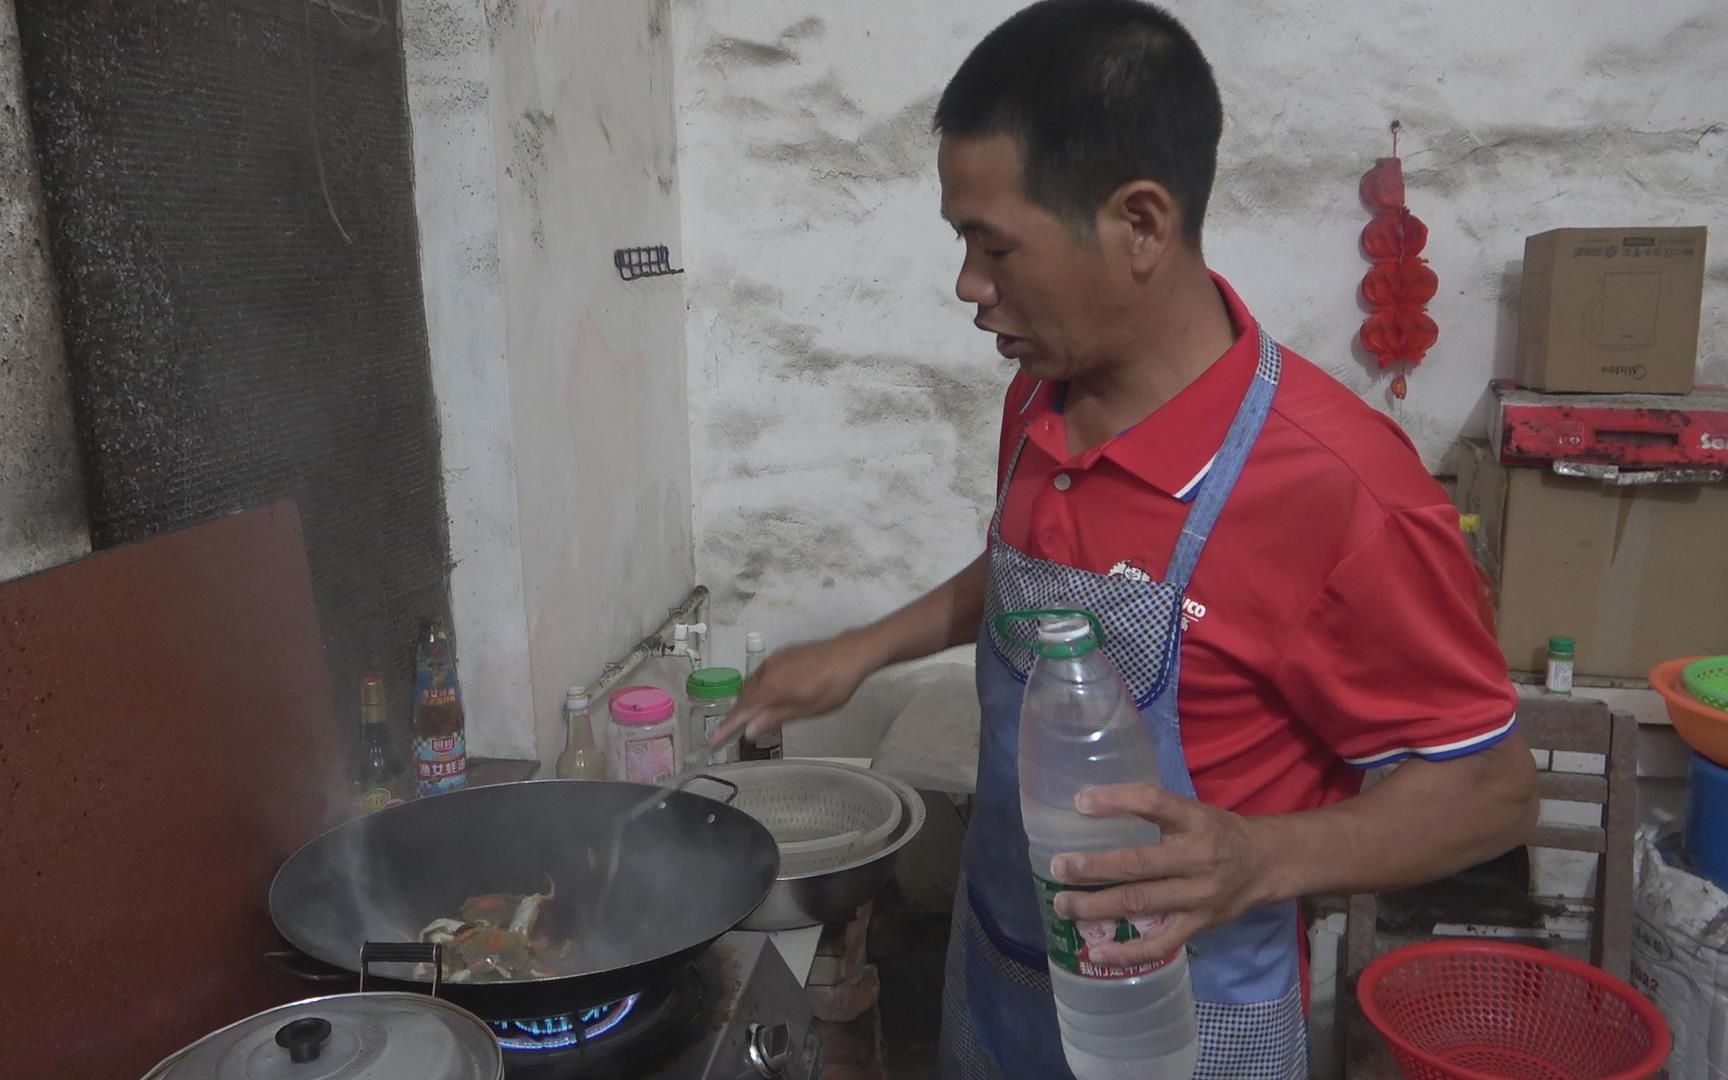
(356, 785, 394, 814)
(624, 735, 675, 785)
(1034, 875, 1178, 979)
(1547, 657, 1575, 694)
(414, 732, 468, 796)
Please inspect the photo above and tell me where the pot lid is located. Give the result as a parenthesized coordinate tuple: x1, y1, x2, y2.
(142, 992, 502, 1080)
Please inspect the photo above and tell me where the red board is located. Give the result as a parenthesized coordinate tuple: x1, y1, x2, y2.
(1489, 379, 1728, 469)
(0, 502, 345, 1077)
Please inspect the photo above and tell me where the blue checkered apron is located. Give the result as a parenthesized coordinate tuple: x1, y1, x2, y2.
(939, 325, 1307, 1079)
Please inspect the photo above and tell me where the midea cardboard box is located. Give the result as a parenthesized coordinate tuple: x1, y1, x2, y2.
(1456, 439, 1728, 679)
(1516, 226, 1707, 395)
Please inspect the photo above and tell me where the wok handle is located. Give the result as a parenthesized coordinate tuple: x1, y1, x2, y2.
(676, 772, 739, 805)
(264, 950, 353, 984)
(360, 941, 444, 997)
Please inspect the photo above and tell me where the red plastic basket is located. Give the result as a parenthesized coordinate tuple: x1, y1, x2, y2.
(1359, 941, 1670, 1080)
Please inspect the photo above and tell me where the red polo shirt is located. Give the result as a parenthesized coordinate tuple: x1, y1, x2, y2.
(994, 274, 1517, 819)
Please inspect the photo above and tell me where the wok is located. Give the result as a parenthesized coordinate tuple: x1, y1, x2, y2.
(268, 779, 778, 1015)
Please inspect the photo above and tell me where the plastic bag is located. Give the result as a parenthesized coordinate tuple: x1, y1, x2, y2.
(1633, 825, 1728, 1078)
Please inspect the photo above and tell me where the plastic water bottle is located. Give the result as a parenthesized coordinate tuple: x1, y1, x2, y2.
(1013, 610, 1199, 1079)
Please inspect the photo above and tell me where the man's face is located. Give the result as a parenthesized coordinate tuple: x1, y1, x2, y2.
(937, 134, 1135, 382)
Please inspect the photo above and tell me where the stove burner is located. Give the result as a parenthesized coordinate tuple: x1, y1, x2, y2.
(488, 993, 642, 1053)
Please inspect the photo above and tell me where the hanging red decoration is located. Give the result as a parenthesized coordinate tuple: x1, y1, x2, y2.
(1358, 123, 1436, 401)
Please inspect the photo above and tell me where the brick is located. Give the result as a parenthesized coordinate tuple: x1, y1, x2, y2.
(815, 1006, 884, 1069)
(808, 963, 880, 1023)
(809, 902, 873, 986)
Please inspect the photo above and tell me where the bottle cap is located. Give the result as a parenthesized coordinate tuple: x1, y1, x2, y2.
(745, 631, 765, 653)
(360, 675, 384, 706)
(565, 685, 589, 706)
(1033, 614, 1099, 659)
(610, 687, 676, 726)
(1549, 635, 1575, 654)
(687, 667, 744, 700)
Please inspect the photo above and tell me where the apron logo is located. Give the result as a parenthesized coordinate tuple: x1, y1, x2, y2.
(1108, 561, 1208, 631)
(1107, 559, 1151, 584)
(1180, 597, 1207, 631)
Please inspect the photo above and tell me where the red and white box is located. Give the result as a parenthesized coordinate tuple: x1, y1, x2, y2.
(1488, 379, 1728, 469)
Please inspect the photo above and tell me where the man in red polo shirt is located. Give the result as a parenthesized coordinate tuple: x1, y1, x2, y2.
(719, 1, 1536, 1075)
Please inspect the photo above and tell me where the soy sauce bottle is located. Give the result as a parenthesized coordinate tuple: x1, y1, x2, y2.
(411, 618, 469, 797)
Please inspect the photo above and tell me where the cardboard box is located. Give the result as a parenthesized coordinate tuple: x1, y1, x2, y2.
(1516, 226, 1707, 394)
(1456, 438, 1728, 679)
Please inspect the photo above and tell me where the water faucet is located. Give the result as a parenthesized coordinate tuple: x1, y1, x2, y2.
(665, 622, 708, 668)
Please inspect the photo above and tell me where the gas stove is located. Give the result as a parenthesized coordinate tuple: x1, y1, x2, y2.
(493, 932, 820, 1079)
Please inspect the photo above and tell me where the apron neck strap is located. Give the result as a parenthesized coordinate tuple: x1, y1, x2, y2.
(988, 327, 1284, 576)
(1161, 323, 1282, 588)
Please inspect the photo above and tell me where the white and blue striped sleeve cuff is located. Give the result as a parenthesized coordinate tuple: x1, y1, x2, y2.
(1342, 714, 1519, 770)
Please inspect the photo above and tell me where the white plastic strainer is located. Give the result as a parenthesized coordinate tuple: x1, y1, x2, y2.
(702, 761, 904, 875)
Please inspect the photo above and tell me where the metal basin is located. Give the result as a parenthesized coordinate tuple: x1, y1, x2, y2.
(703, 761, 926, 931)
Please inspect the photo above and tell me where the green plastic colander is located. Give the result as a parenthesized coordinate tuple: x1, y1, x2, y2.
(1683, 657, 1728, 711)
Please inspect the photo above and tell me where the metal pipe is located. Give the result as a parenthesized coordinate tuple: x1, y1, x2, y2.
(587, 585, 710, 702)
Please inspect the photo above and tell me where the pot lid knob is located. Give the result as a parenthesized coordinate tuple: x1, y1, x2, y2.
(274, 1017, 333, 1065)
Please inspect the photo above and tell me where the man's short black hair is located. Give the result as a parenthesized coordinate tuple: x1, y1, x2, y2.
(934, 0, 1222, 246)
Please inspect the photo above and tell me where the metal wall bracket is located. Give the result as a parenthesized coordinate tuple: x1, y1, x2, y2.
(614, 245, 684, 282)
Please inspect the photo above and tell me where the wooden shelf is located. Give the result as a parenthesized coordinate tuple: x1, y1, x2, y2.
(467, 757, 540, 787)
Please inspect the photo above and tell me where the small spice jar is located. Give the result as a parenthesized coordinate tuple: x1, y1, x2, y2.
(685, 667, 743, 769)
(1545, 635, 1575, 695)
(608, 687, 680, 785)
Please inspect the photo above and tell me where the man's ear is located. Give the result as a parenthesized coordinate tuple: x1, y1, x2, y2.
(1099, 180, 1179, 278)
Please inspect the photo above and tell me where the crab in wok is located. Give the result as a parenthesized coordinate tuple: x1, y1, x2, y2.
(415, 876, 574, 983)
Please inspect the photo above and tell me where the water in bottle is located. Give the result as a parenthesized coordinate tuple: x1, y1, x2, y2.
(1012, 609, 1199, 1079)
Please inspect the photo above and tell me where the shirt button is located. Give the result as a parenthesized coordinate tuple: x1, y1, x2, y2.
(1052, 473, 1073, 492)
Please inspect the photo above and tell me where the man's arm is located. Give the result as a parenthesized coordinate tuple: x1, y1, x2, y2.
(1051, 731, 1537, 966)
(1250, 731, 1537, 900)
(716, 551, 988, 744)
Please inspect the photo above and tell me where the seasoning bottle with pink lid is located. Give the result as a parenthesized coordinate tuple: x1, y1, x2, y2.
(608, 686, 681, 785)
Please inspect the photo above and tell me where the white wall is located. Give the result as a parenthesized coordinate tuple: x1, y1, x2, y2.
(0, 0, 88, 582)
(491, 0, 694, 764)
(406, 0, 694, 763)
(403, 0, 535, 758)
(673, 0, 1728, 654)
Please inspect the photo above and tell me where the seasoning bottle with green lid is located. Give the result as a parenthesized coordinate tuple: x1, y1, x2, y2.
(686, 666, 744, 768)
(1545, 636, 1575, 695)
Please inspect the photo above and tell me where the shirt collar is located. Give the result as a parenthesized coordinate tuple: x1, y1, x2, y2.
(1020, 272, 1260, 502)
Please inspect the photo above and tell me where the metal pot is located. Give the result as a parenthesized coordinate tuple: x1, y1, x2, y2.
(140, 988, 503, 1080)
(267, 778, 779, 1014)
(696, 762, 927, 931)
